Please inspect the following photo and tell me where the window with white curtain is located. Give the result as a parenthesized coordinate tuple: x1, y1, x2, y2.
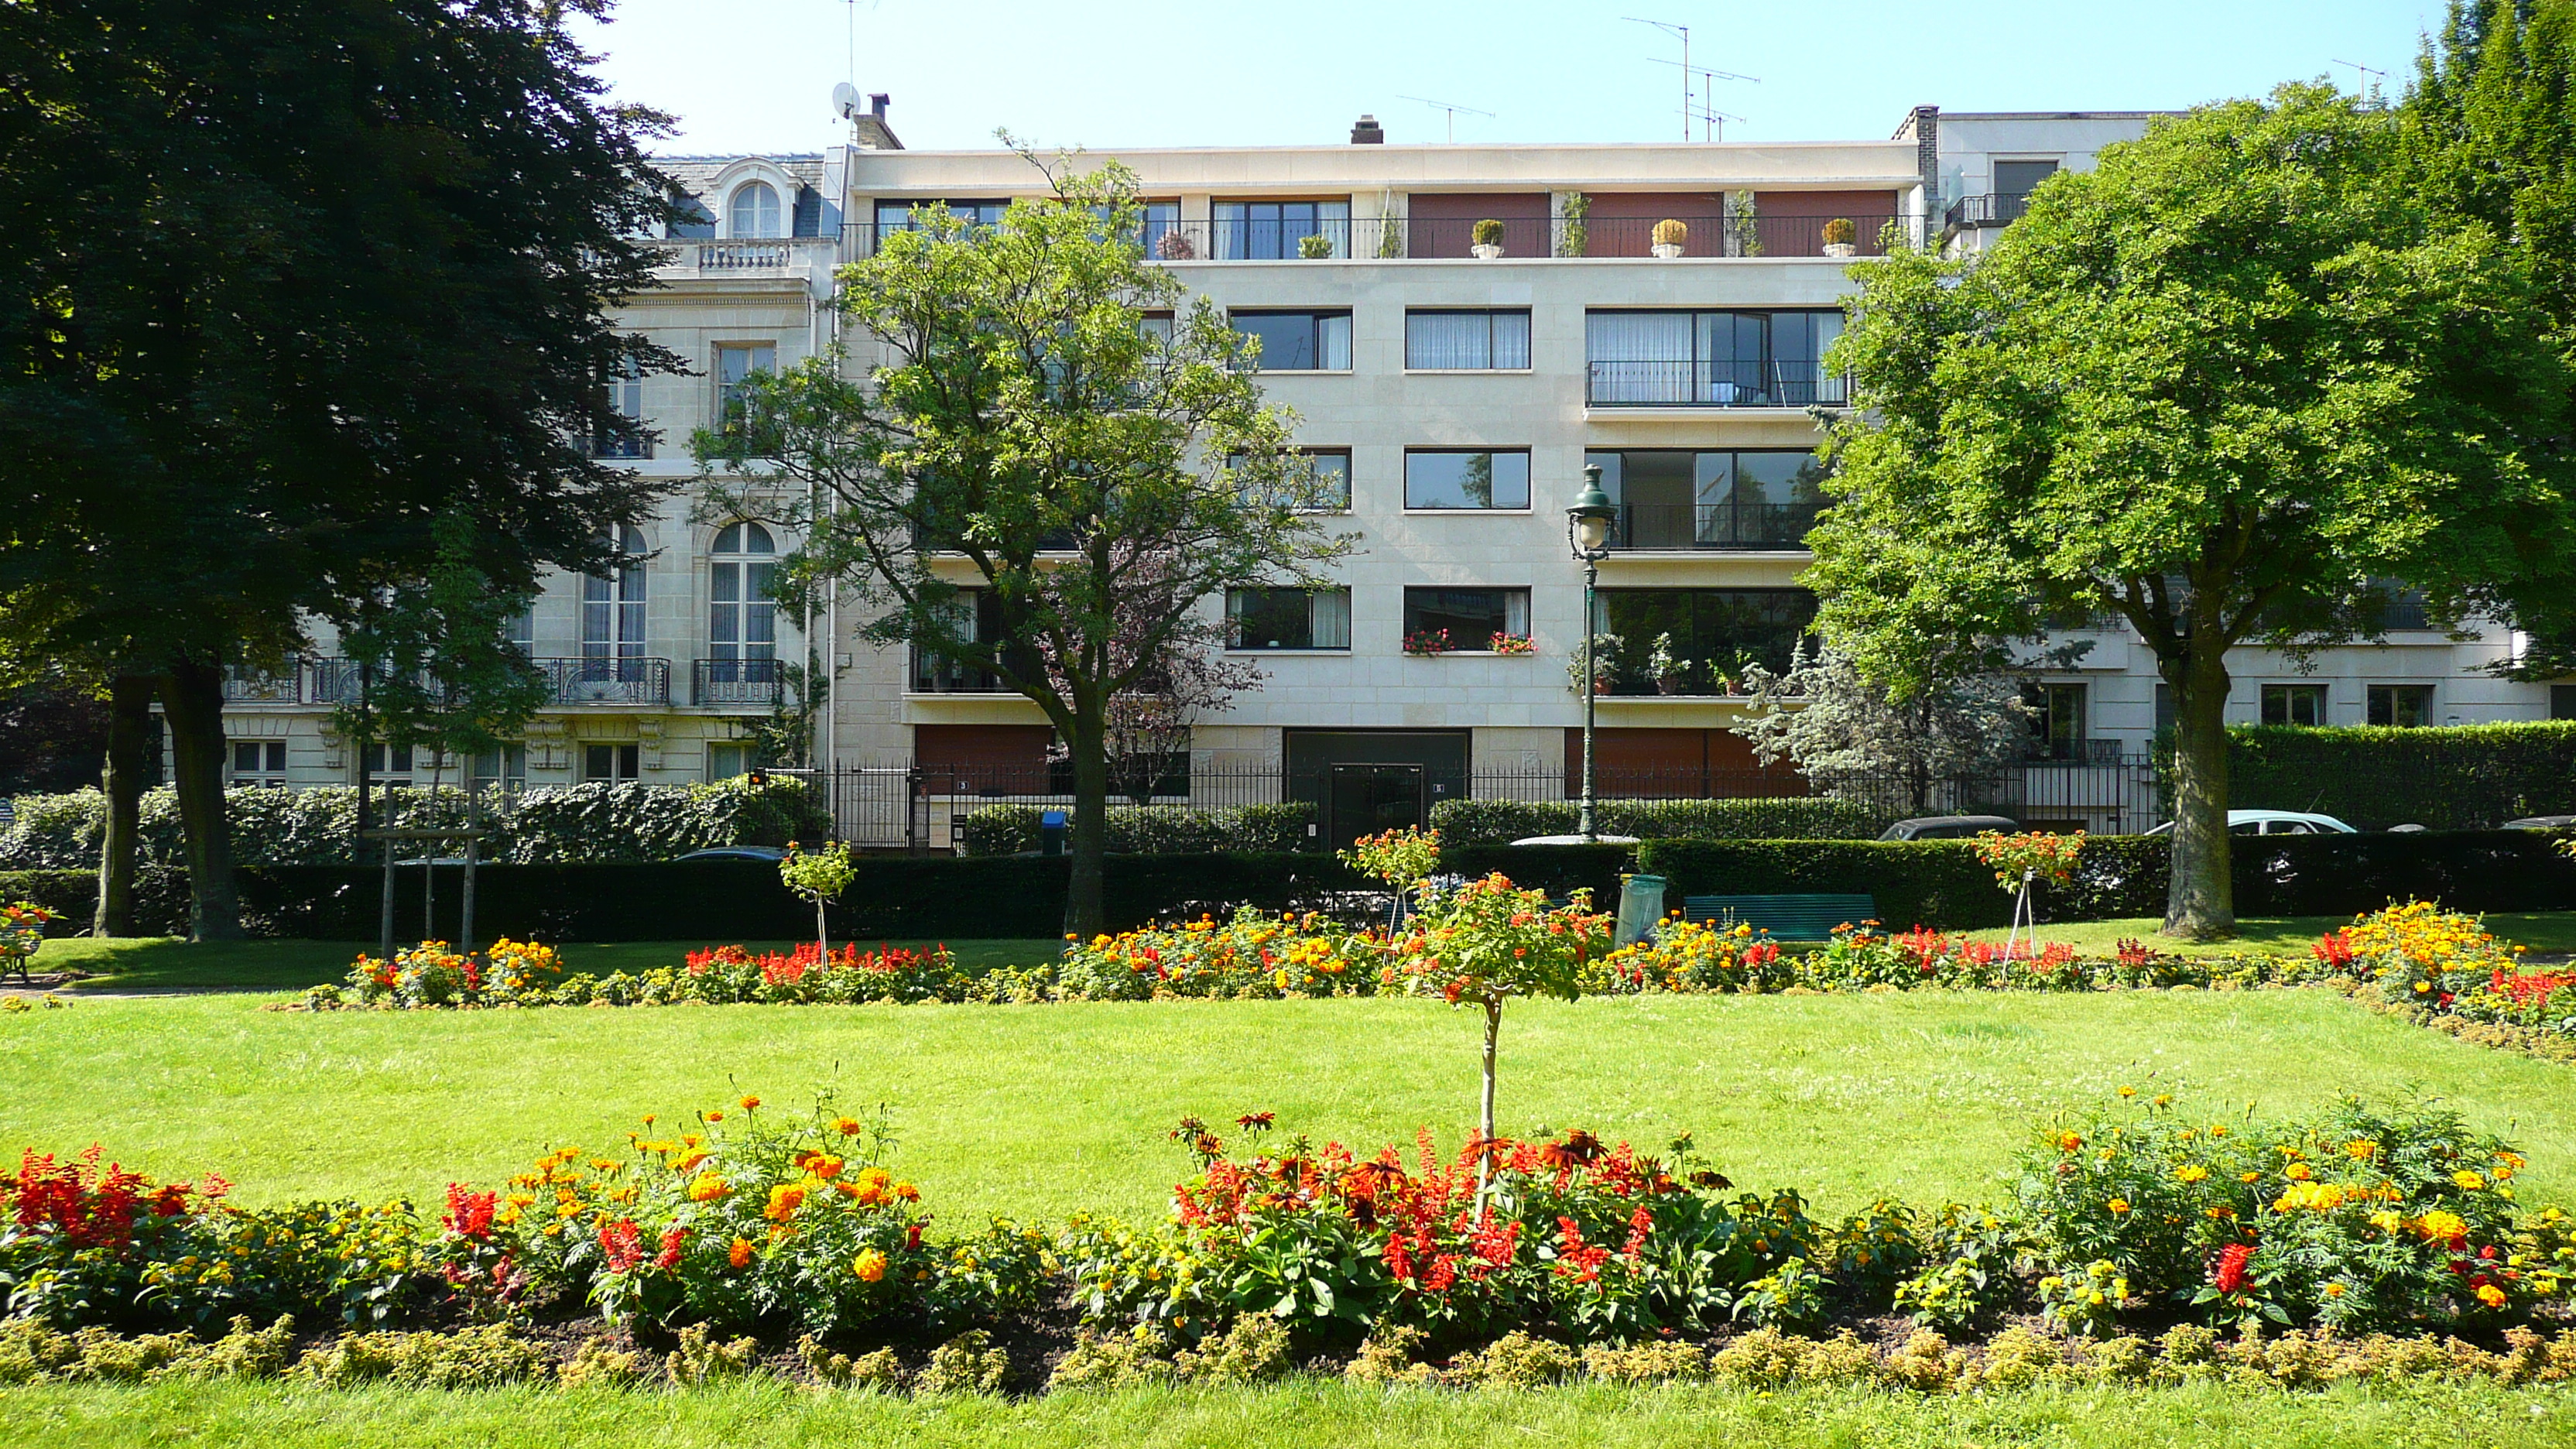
(1402, 587, 1530, 649)
(1584, 310, 1847, 406)
(709, 522, 777, 663)
(582, 526, 648, 662)
(728, 182, 781, 238)
(1227, 587, 1351, 650)
(1405, 310, 1531, 369)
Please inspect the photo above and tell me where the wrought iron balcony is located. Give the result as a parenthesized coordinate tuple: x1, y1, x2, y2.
(1586, 358, 1849, 409)
(221, 664, 302, 704)
(1944, 193, 2033, 231)
(540, 656, 670, 706)
(694, 656, 784, 707)
(1605, 502, 1820, 551)
(845, 214, 1919, 263)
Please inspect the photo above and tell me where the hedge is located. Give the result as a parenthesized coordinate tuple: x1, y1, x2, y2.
(1430, 796, 1894, 847)
(0, 778, 831, 870)
(2226, 721, 2576, 830)
(955, 802, 1317, 857)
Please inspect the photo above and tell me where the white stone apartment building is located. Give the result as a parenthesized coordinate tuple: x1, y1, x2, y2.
(211, 101, 2573, 844)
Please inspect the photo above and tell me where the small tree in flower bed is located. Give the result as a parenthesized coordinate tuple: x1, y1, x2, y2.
(1389, 873, 1613, 1168)
(1972, 830, 2084, 957)
(1058, 1114, 1814, 1346)
(779, 841, 858, 959)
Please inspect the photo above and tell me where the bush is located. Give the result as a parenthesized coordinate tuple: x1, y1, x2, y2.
(1431, 796, 1892, 848)
(956, 802, 1317, 857)
(2228, 721, 2576, 830)
(1637, 839, 2009, 928)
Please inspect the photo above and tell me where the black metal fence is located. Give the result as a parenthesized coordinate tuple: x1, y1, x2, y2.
(845, 214, 1927, 265)
(803, 756, 2169, 853)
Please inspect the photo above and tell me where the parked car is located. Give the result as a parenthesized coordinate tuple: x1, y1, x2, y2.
(2502, 814, 2576, 831)
(673, 846, 788, 863)
(2143, 810, 2357, 837)
(1878, 814, 2020, 841)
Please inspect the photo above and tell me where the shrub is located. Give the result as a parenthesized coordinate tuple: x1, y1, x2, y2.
(1060, 908, 1373, 1001)
(287, 1324, 551, 1388)
(1430, 796, 1890, 847)
(1636, 839, 2011, 929)
(916, 1330, 1010, 1396)
(956, 802, 1315, 857)
(2228, 721, 2576, 830)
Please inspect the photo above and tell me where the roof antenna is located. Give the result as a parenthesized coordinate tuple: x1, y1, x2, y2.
(1396, 94, 1495, 144)
(2330, 58, 2387, 108)
(1624, 16, 1693, 142)
(1652, 57, 1760, 141)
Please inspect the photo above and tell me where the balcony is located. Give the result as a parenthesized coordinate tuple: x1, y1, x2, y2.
(1587, 359, 1848, 409)
(844, 214, 1920, 263)
(1944, 193, 2032, 232)
(221, 665, 302, 704)
(588, 433, 652, 461)
(538, 656, 670, 706)
(694, 656, 784, 707)
(1606, 502, 1819, 552)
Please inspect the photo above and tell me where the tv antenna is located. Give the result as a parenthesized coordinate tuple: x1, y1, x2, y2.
(1652, 57, 1759, 141)
(1397, 94, 1495, 144)
(2331, 58, 2388, 106)
(1625, 16, 1697, 142)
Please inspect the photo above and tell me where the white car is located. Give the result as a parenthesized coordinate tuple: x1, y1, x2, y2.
(2144, 810, 2358, 837)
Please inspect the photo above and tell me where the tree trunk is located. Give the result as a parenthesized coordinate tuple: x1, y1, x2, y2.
(2161, 642, 2235, 940)
(1477, 996, 1502, 1197)
(1061, 714, 1110, 940)
(156, 659, 245, 940)
(94, 673, 156, 937)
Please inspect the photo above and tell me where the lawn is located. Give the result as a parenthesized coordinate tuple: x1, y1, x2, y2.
(5, 988, 2569, 1226)
(29, 937, 1064, 993)
(1959, 912, 2576, 957)
(5, 1379, 2569, 1448)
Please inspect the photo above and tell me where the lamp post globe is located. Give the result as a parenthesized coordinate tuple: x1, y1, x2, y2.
(1567, 465, 1615, 844)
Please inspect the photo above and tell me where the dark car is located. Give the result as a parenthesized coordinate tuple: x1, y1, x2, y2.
(673, 846, 788, 863)
(1878, 814, 2020, 841)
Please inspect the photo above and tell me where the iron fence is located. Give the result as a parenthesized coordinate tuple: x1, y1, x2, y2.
(844, 214, 1927, 265)
(804, 756, 2170, 853)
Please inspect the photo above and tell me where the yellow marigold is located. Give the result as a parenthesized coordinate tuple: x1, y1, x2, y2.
(2176, 1165, 2209, 1184)
(765, 1183, 808, 1222)
(852, 1249, 888, 1283)
(728, 1237, 755, 1269)
(2415, 1210, 2468, 1242)
(2283, 1163, 2314, 1181)
(2324, 1283, 2345, 1298)
(673, 1152, 708, 1176)
(2108, 1199, 2131, 1214)
(2453, 1170, 2486, 1191)
(2240, 1171, 2263, 1184)
(2273, 1182, 2350, 1214)
(2369, 1209, 2406, 1234)
(2345, 1140, 2379, 1160)
(2475, 1283, 2508, 1309)
(687, 1173, 730, 1202)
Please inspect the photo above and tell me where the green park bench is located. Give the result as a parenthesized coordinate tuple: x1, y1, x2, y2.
(1680, 893, 1881, 941)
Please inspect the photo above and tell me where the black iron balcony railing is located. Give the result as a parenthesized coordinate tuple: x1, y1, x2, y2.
(1944, 193, 2033, 231)
(1586, 358, 1850, 408)
(694, 656, 784, 707)
(589, 433, 652, 460)
(1606, 502, 1820, 551)
(909, 650, 1028, 694)
(540, 656, 670, 706)
(844, 214, 1921, 263)
(304, 659, 440, 705)
(221, 664, 302, 704)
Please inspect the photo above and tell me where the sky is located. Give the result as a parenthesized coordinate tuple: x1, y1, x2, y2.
(575, 0, 2455, 158)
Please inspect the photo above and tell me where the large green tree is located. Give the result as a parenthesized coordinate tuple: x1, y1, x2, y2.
(1809, 84, 2576, 938)
(697, 159, 1352, 937)
(0, 0, 678, 937)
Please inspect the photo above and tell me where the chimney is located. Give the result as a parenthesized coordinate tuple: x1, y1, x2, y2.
(854, 94, 903, 152)
(870, 93, 889, 120)
(1350, 114, 1384, 144)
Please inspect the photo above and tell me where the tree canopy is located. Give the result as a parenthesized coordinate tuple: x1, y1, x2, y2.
(1809, 83, 2576, 937)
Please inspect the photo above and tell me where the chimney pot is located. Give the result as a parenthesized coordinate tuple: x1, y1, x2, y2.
(1350, 114, 1384, 144)
(870, 93, 890, 119)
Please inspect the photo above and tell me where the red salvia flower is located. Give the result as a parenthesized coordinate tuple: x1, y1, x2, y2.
(2214, 1240, 2255, 1294)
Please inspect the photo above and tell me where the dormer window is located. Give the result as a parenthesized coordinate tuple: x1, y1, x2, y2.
(729, 181, 782, 238)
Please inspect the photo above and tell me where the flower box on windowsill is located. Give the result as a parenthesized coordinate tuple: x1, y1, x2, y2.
(1488, 633, 1536, 656)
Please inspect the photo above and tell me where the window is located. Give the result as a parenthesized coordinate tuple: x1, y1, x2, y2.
(504, 608, 533, 653)
(2556, 685, 2576, 721)
(1403, 587, 1530, 650)
(2368, 684, 2434, 728)
(2026, 683, 2088, 760)
(1584, 310, 1845, 406)
(2261, 683, 2328, 727)
(707, 742, 753, 781)
(1229, 310, 1350, 371)
(668, 196, 715, 239)
(594, 358, 648, 458)
(1227, 587, 1352, 650)
(1232, 449, 1351, 511)
(728, 181, 781, 238)
(1589, 589, 1818, 694)
(362, 742, 414, 788)
(584, 743, 641, 783)
(709, 522, 777, 664)
(875, 199, 1009, 233)
(471, 745, 526, 790)
(1993, 159, 2060, 202)
(1584, 449, 1828, 548)
(1404, 450, 1530, 510)
(583, 526, 648, 664)
(1406, 310, 1530, 370)
(909, 591, 1042, 692)
(714, 343, 776, 428)
(1214, 200, 1351, 259)
(230, 741, 286, 787)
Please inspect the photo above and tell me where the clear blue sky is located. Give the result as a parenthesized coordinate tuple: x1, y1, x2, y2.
(578, 0, 2451, 156)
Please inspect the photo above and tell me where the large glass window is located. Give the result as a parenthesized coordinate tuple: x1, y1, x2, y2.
(1585, 448, 1827, 548)
(583, 526, 648, 663)
(709, 522, 777, 664)
(1403, 587, 1530, 651)
(2026, 682, 2088, 760)
(728, 181, 781, 238)
(1214, 200, 1351, 259)
(1405, 310, 1531, 369)
(2260, 683, 2328, 727)
(1403, 450, 1531, 510)
(595, 358, 648, 459)
(229, 741, 287, 787)
(1233, 449, 1351, 511)
(362, 742, 415, 788)
(714, 343, 776, 429)
(1229, 310, 1350, 371)
(1227, 587, 1352, 650)
(2368, 684, 2434, 728)
(1584, 310, 1845, 406)
(909, 591, 1043, 692)
(584, 742, 640, 782)
(1588, 589, 1817, 694)
(875, 199, 1009, 233)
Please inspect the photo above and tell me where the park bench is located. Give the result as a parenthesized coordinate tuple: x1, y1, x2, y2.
(1679, 893, 1880, 942)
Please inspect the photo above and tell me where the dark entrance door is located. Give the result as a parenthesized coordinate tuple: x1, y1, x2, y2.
(1326, 764, 1425, 848)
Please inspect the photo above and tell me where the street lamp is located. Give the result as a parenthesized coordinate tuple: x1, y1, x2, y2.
(1566, 464, 1617, 844)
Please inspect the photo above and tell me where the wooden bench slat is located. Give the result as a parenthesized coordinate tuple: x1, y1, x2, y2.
(1680, 893, 1879, 941)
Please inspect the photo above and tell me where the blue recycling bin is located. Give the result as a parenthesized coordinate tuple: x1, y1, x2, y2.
(1039, 809, 1067, 858)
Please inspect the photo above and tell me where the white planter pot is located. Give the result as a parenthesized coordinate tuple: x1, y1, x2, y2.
(1822, 242, 1858, 258)
(1470, 243, 1504, 259)
(1650, 242, 1684, 259)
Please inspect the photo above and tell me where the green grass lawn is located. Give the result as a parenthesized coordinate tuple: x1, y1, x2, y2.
(6, 1379, 2569, 1448)
(29, 937, 1065, 993)
(1960, 911, 2576, 956)
(5, 988, 2568, 1225)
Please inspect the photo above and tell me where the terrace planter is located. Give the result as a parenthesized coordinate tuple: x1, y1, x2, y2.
(1471, 243, 1504, 259)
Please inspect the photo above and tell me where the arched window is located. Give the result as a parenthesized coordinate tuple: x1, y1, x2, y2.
(709, 522, 776, 666)
(582, 526, 648, 663)
(728, 182, 781, 238)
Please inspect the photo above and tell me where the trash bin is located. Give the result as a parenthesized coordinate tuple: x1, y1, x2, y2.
(1614, 874, 1666, 947)
(1039, 809, 1067, 858)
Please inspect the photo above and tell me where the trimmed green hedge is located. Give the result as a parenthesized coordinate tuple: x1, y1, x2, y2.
(1430, 796, 1893, 847)
(2227, 721, 2576, 830)
(955, 802, 1317, 857)
(0, 868, 193, 938)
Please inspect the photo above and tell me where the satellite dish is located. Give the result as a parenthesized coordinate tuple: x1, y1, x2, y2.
(833, 82, 863, 122)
